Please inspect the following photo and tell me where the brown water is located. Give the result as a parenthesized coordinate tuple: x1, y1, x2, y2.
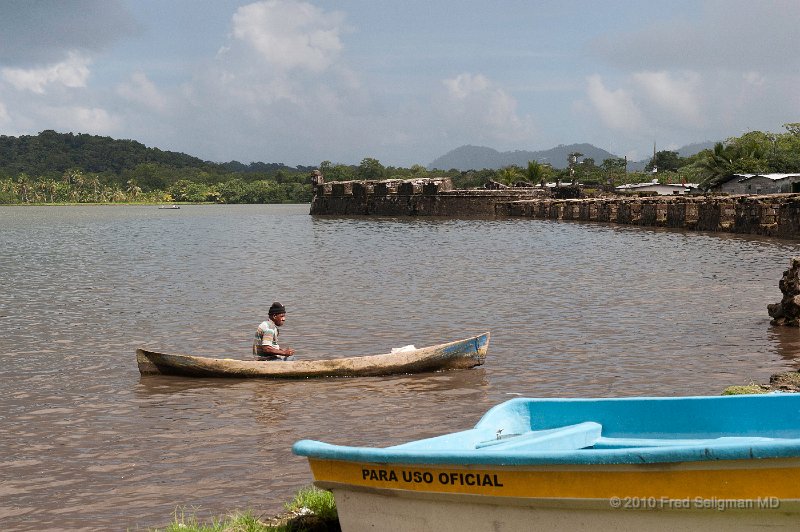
(2, 204, 800, 530)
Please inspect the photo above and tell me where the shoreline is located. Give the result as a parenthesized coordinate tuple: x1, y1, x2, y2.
(723, 371, 800, 395)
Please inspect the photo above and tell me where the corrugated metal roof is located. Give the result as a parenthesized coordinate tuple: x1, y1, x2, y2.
(734, 173, 800, 182)
(615, 182, 697, 190)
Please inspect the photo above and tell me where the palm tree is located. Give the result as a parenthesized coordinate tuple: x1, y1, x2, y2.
(525, 160, 545, 186)
(697, 142, 735, 191)
(16, 173, 30, 203)
(126, 179, 141, 200)
(87, 175, 101, 202)
(496, 166, 522, 186)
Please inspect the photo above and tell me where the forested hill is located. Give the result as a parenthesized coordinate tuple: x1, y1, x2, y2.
(0, 130, 307, 177)
(0, 130, 210, 176)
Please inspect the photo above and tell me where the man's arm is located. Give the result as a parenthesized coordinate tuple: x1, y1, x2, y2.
(259, 345, 295, 357)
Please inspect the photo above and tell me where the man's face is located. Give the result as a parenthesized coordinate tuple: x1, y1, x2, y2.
(271, 313, 286, 326)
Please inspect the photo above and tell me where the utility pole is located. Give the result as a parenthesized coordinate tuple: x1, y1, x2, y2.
(651, 141, 658, 175)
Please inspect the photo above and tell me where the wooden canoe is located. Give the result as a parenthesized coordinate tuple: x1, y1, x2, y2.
(136, 332, 489, 378)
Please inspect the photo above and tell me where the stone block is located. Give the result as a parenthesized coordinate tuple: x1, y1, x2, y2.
(398, 181, 421, 195)
(352, 182, 373, 199)
(374, 181, 398, 195)
(331, 182, 353, 196)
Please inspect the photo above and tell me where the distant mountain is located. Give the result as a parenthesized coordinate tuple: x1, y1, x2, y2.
(428, 143, 619, 171)
(428, 141, 719, 173)
(675, 141, 716, 157)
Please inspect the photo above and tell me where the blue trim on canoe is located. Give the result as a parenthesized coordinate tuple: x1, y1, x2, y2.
(441, 333, 487, 356)
(293, 394, 800, 466)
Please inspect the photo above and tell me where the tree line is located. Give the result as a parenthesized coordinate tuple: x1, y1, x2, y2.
(2, 125, 800, 205)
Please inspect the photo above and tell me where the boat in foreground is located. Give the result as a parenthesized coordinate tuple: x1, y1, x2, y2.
(137, 332, 488, 378)
(293, 394, 800, 531)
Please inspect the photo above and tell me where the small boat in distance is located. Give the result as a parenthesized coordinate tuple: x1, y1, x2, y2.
(158, 204, 180, 209)
(137, 332, 489, 378)
(294, 394, 800, 531)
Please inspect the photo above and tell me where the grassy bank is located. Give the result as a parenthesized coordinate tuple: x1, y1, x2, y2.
(150, 486, 339, 532)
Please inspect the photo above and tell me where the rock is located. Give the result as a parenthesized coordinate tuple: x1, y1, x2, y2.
(770, 371, 800, 392)
(724, 371, 800, 394)
(769, 258, 800, 326)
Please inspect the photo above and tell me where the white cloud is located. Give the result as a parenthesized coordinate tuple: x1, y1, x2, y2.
(743, 71, 766, 88)
(444, 73, 491, 99)
(116, 72, 169, 112)
(439, 73, 534, 144)
(231, 0, 345, 72)
(585, 75, 644, 131)
(45, 105, 119, 134)
(631, 71, 703, 127)
(1, 52, 91, 94)
(0, 52, 91, 94)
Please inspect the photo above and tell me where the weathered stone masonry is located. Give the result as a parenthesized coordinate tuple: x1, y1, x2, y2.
(310, 178, 800, 240)
(502, 195, 800, 239)
(310, 178, 548, 217)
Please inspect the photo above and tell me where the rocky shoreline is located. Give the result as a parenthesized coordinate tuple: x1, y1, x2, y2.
(723, 371, 800, 395)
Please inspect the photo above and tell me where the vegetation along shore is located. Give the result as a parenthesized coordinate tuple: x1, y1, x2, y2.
(3, 124, 800, 205)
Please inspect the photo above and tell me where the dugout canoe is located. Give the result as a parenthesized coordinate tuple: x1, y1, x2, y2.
(294, 394, 800, 531)
(136, 332, 489, 378)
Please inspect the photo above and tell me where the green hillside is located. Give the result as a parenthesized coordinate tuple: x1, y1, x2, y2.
(0, 130, 215, 177)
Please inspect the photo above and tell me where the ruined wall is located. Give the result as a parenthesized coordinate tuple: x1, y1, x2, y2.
(310, 178, 548, 217)
(503, 194, 800, 239)
(310, 178, 800, 240)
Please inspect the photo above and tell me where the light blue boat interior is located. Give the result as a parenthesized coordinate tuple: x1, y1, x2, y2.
(293, 394, 800, 465)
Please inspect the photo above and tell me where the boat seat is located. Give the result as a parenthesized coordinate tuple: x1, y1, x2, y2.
(475, 422, 602, 451)
(592, 436, 786, 449)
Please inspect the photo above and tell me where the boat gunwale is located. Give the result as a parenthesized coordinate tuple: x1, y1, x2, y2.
(293, 438, 800, 466)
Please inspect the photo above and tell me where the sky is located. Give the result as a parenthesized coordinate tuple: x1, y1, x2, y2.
(0, 0, 798, 168)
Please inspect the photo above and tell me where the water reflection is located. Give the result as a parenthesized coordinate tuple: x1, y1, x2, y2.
(768, 326, 800, 364)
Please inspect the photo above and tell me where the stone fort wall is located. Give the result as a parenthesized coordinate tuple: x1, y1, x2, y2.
(310, 178, 800, 240)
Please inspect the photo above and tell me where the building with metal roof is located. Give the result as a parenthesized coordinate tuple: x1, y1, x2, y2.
(713, 173, 800, 195)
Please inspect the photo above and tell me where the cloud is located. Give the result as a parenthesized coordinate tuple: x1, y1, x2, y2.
(0, 100, 9, 125)
(631, 71, 703, 127)
(585, 75, 644, 131)
(438, 73, 534, 145)
(44, 105, 120, 134)
(116, 72, 169, 112)
(2, 52, 91, 94)
(0, 0, 138, 67)
(145, 1, 385, 164)
(231, 0, 346, 72)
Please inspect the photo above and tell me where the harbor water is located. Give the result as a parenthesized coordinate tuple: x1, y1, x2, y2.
(2, 204, 800, 530)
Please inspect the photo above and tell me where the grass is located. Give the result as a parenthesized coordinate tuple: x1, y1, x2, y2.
(151, 486, 339, 532)
(721, 384, 770, 395)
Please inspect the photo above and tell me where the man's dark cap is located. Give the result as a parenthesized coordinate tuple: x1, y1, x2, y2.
(269, 302, 286, 316)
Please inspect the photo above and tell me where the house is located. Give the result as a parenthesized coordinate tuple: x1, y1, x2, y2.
(714, 173, 800, 195)
(615, 179, 698, 195)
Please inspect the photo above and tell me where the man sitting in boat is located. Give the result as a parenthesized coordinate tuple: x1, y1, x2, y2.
(253, 302, 295, 361)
